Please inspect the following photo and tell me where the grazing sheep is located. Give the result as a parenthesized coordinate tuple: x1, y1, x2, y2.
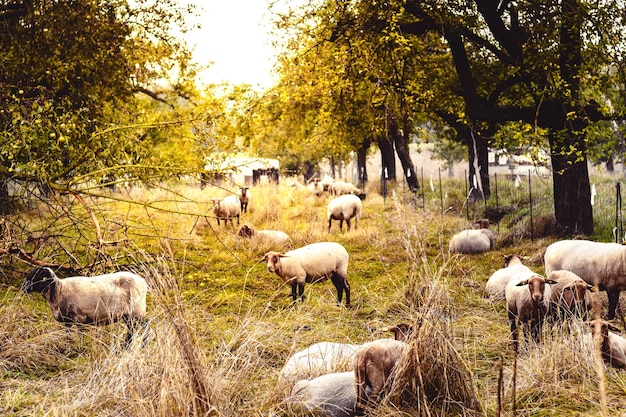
(381, 322, 413, 342)
(20, 267, 148, 348)
(289, 371, 368, 417)
(308, 179, 324, 197)
(588, 319, 626, 369)
(449, 219, 495, 254)
(544, 239, 626, 320)
(238, 187, 250, 213)
(320, 175, 335, 192)
(263, 242, 351, 307)
(327, 194, 362, 232)
(212, 195, 241, 226)
(330, 181, 366, 199)
(280, 342, 362, 381)
(505, 271, 555, 348)
(237, 224, 291, 246)
(353, 338, 408, 415)
(549, 269, 596, 322)
(485, 255, 532, 302)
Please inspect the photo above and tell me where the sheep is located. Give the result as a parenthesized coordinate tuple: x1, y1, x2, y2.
(280, 342, 362, 382)
(353, 338, 408, 415)
(544, 239, 626, 320)
(548, 269, 597, 322)
(212, 195, 241, 226)
(237, 224, 291, 246)
(280, 324, 412, 382)
(320, 175, 335, 192)
(327, 194, 362, 232)
(505, 270, 555, 348)
(330, 181, 366, 199)
(485, 255, 532, 302)
(449, 219, 495, 254)
(238, 186, 250, 213)
(308, 178, 324, 197)
(289, 371, 368, 417)
(263, 241, 351, 307)
(20, 266, 148, 348)
(587, 319, 626, 369)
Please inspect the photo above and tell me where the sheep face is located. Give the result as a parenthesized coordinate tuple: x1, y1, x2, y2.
(517, 276, 555, 303)
(21, 267, 56, 294)
(563, 281, 595, 311)
(263, 251, 284, 275)
(383, 323, 413, 341)
(238, 225, 254, 238)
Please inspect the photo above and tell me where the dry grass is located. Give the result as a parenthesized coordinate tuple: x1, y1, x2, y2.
(2, 178, 626, 416)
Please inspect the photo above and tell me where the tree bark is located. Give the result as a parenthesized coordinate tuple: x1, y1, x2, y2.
(377, 136, 396, 182)
(388, 112, 420, 191)
(357, 138, 371, 185)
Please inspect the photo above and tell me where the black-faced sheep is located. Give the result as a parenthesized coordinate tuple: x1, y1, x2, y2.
(548, 269, 596, 322)
(485, 255, 532, 302)
(327, 194, 362, 232)
(505, 271, 555, 348)
(330, 181, 366, 199)
(289, 371, 368, 417)
(20, 267, 148, 348)
(353, 338, 407, 415)
(237, 224, 291, 246)
(588, 319, 626, 369)
(263, 242, 351, 307)
(238, 187, 250, 213)
(212, 195, 241, 226)
(544, 239, 626, 320)
(449, 219, 495, 254)
(308, 178, 324, 197)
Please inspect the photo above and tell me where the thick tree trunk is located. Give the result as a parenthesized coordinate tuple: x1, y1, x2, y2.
(377, 136, 396, 182)
(464, 129, 490, 201)
(357, 139, 370, 185)
(548, 129, 593, 235)
(388, 113, 420, 191)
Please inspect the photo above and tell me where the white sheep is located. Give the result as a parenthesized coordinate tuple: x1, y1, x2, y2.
(320, 175, 335, 192)
(544, 239, 626, 320)
(289, 371, 367, 417)
(449, 219, 495, 254)
(280, 342, 361, 382)
(20, 267, 148, 348)
(548, 269, 596, 322)
(330, 181, 366, 199)
(353, 338, 408, 415)
(238, 186, 250, 213)
(308, 178, 324, 197)
(237, 224, 291, 246)
(485, 255, 532, 302)
(505, 270, 555, 348)
(587, 319, 626, 369)
(212, 195, 241, 226)
(263, 242, 350, 307)
(327, 194, 362, 232)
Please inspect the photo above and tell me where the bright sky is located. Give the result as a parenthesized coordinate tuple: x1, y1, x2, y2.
(182, 0, 294, 89)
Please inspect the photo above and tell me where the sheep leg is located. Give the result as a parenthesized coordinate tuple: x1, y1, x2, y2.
(346, 218, 351, 231)
(339, 219, 344, 232)
(330, 273, 350, 307)
(328, 218, 332, 232)
(290, 282, 299, 303)
(508, 312, 519, 352)
(607, 288, 620, 320)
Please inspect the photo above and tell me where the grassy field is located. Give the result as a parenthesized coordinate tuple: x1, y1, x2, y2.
(1, 173, 626, 416)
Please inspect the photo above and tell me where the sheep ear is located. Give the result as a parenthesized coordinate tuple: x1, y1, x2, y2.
(608, 323, 621, 332)
(516, 280, 528, 286)
(545, 279, 558, 285)
(587, 285, 597, 292)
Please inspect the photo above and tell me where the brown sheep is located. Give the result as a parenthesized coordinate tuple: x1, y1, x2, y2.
(588, 319, 626, 369)
(549, 269, 596, 322)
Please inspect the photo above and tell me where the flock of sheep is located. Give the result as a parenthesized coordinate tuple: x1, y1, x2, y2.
(17, 178, 626, 416)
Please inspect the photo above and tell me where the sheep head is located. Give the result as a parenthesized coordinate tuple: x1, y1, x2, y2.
(563, 280, 596, 309)
(238, 225, 254, 238)
(517, 276, 556, 303)
(382, 323, 413, 341)
(262, 251, 287, 274)
(21, 267, 57, 294)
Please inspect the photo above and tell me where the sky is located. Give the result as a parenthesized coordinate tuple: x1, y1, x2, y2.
(181, 0, 294, 89)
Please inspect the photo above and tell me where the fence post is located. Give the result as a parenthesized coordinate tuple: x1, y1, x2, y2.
(439, 168, 444, 214)
(528, 170, 534, 241)
(495, 173, 499, 234)
(421, 167, 425, 209)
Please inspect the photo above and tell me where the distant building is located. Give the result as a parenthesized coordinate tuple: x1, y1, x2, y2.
(204, 155, 280, 186)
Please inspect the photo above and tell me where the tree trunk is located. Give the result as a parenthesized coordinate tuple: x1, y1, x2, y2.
(388, 113, 420, 191)
(357, 139, 370, 185)
(463, 129, 490, 201)
(548, 129, 593, 235)
(377, 136, 396, 182)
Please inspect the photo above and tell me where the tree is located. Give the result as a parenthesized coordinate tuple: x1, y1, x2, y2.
(0, 0, 201, 199)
